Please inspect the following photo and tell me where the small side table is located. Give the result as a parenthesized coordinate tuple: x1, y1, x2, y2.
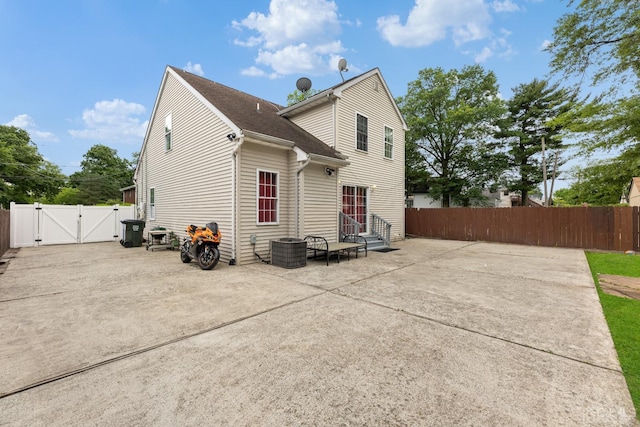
(146, 230, 178, 251)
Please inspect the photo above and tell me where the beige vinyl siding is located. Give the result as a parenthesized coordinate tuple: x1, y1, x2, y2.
(288, 101, 334, 147)
(237, 142, 293, 264)
(301, 163, 339, 241)
(629, 179, 640, 207)
(138, 72, 235, 261)
(335, 74, 405, 240)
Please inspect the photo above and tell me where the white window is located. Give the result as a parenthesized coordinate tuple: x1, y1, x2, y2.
(165, 113, 172, 151)
(149, 187, 156, 220)
(356, 113, 368, 152)
(384, 126, 393, 159)
(257, 170, 278, 225)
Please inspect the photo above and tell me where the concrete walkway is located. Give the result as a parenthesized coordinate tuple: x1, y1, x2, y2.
(0, 239, 636, 426)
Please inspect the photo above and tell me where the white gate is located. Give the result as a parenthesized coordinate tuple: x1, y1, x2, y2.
(9, 202, 137, 248)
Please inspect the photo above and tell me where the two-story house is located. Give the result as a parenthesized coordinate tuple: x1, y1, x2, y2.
(134, 66, 406, 265)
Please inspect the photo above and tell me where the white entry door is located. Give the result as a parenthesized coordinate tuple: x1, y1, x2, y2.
(342, 185, 368, 233)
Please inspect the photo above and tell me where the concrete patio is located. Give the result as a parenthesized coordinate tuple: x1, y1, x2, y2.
(0, 238, 636, 425)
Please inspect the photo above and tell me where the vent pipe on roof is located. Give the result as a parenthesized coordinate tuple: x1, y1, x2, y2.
(257, 103, 260, 111)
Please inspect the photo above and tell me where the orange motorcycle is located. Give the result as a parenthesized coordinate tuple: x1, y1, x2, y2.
(180, 222, 221, 270)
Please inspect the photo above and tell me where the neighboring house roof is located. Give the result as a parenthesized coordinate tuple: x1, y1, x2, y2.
(278, 68, 409, 132)
(167, 66, 346, 162)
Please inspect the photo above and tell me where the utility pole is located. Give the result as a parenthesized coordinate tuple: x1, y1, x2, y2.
(549, 152, 558, 206)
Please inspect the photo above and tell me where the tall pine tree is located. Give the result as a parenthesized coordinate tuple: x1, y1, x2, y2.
(496, 79, 575, 206)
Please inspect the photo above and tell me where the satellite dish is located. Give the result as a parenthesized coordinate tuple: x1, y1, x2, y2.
(338, 58, 349, 82)
(296, 77, 312, 93)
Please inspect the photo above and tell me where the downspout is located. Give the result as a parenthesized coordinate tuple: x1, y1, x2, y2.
(295, 156, 311, 238)
(230, 134, 244, 265)
(331, 95, 337, 149)
(144, 152, 148, 222)
(331, 94, 340, 241)
(132, 176, 137, 218)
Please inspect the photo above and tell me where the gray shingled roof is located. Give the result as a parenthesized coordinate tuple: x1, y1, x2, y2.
(169, 66, 344, 160)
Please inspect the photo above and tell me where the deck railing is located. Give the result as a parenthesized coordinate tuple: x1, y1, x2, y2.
(371, 213, 391, 246)
(339, 212, 362, 241)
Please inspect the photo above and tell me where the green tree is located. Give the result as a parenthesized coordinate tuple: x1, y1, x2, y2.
(548, 0, 640, 153)
(53, 187, 82, 205)
(495, 79, 576, 206)
(69, 144, 134, 205)
(548, 0, 640, 87)
(0, 125, 65, 207)
(397, 65, 507, 207)
(554, 144, 640, 206)
(556, 94, 640, 153)
(404, 138, 430, 195)
(286, 88, 320, 106)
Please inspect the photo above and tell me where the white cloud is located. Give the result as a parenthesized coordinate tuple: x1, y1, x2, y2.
(233, 0, 340, 49)
(491, 0, 519, 13)
(233, 36, 263, 48)
(5, 114, 59, 142)
(232, 0, 346, 76)
(5, 114, 34, 128)
(255, 41, 347, 75)
(68, 99, 148, 143)
(475, 46, 494, 62)
(377, 0, 492, 47)
(184, 62, 205, 76)
(240, 66, 281, 79)
(241, 66, 267, 77)
(464, 28, 515, 63)
(539, 39, 551, 51)
(343, 18, 362, 27)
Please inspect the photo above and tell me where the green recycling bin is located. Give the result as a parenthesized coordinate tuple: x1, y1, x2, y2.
(120, 220, 145, 248)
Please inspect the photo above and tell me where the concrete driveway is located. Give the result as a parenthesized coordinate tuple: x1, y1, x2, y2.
(0, 239, 636, 426)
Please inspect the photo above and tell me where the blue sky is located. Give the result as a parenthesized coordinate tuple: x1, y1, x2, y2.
(0, 0, 576, 180)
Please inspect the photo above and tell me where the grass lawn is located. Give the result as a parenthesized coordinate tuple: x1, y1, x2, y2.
(585, 251, 640, 420)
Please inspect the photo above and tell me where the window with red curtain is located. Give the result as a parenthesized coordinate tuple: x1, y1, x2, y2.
(257, 170, 278, 224)
(342, 185, 367, 233)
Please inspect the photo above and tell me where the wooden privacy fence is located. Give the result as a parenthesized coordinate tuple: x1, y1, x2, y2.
(406, 206, 640, 252)
(0, 209, 9, 257)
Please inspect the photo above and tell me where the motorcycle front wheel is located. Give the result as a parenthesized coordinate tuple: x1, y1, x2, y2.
(180, 241, 192, 263)
(197, 245, 220, 270)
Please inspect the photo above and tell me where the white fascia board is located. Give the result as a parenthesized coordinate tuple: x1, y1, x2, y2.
(277, 89, 336, 117)
(293, 146, 308, 162)
(135, 68, 170, 180)
(136, 66, 244, 180)
(242, 130, 295, 149)
(168, 67, 242, 137)
(308, 153, 350, 168)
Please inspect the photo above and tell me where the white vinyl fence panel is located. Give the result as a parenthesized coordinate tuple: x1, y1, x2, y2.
(10, 202, 136, 248)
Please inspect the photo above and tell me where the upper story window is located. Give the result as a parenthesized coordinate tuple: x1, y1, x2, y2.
(384, 126, 393, 159)
(165, 113, 172, 151)
(257, 170, 278, 225)
(356, 113, 368, 152)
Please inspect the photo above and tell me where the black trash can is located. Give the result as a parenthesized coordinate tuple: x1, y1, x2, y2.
(120, 220, 145, 248)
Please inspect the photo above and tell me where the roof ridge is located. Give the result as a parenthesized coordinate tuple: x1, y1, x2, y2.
(168, 65, 286, 110)
(166, 65, 345, 161)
